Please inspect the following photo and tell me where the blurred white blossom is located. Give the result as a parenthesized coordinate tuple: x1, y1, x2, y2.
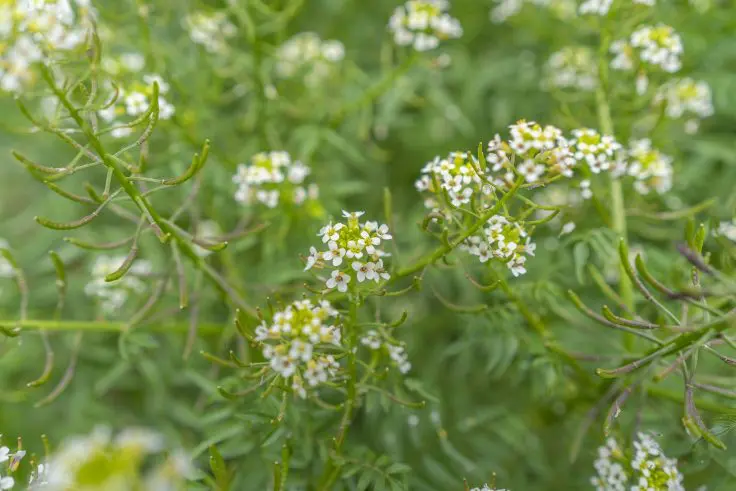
(276, 32, 344, 87)
(388, 0, 463, 51)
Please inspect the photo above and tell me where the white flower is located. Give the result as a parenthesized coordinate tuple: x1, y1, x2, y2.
(326, 270, 351, 292)
(544, 46, 597, 91)
(614, 24, 683, 74)
(579, 0, 613, 16)
(276, 32, 344, 87)
(388, 0, 462, 51)
(0, 476, 13, 490)
(304, 247, 321, 271)
(352, 261, 378, 282)
(0, 447, 8, 463)
(233, 151, 317, 208)
(184, 10, 236, 53)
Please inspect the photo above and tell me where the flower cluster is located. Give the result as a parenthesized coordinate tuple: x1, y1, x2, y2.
(544, 46, 598, 92)
(84, 255, 152, 314)
(305, 211, 392, 292)
(255, 299, 342, 398)
(39, 426, 192, 490)
(0, 0, 93, 93)
(490, 0, 576, 24)
(0, 440, 19, 490)
(415, 151, 489, 208)
(716, 219, 736, 242)
(611, 24, 683, 73)
(183, 10, 236, 54)
(388, 0, 463, 52)
(579, 0, 654, 16)
(654, 78, 714, 132)
(468, 485, 508, 491)
(360, 330, 411, 374)
(232, 151, 318, 209)
(624, 139, 673, 195)
(98, 73, 175, 139)
(631, 433, 684, 491)
(591, 437, 627, 491)
(460, 215, 536, 276)
(567, 128, 622, 174)
(101, 52, 145, 76)
(275, 32, 345, 87)
(590, 433, 684, 491)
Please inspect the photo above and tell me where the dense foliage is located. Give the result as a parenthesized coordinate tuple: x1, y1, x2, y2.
(1, 0, 736, 489)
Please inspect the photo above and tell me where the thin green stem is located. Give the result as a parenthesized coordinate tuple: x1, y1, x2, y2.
(596, 31, 634, 351)
(0, 319, 225, 335)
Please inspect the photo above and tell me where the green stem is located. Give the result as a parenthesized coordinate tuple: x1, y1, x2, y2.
(0, 319, 225, 335)
(319, 292, 360, 489)
(595, 33, 634, 351)
(495, 273, 550, 339)
(395, 177, 524, 279)
(40, 67, 256, 318)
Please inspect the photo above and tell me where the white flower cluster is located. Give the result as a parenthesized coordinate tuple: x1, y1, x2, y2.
(631, 433, 684, 491)
(276, 32, 344, 87)
(590, 433, 684, 491)
(415, 151, 490, 208)
(388, 0, 463, 52)
(39, 426, 192, 490)
(468, 485, 508, 491)
(232, 151, 318, 209)
(460, 215, 536, 276)
(101, 52, 145, 76)
(183, 10, 236, 54)
(579, 0, 654, 16)
(84, 255, 152, 314)
(255, 299, 342, 398)
(567, 128, 623, 174)
(360, 330, 411, 374)
(544, 46, 598, 92)
(624, 139, 673, 195)
(98, 73, 175, 139)
(0, 443, 17, 490)
(305, 211, 392, 292)
(591, 437, 627, 491)
(611, 24, 683, 73)
(0, 0, 92, 93)
(715, 219, 736, 242)
(490, 0, 576, 23)
(654, 78, 714, 132)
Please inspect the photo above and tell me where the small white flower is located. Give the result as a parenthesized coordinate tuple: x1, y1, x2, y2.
(326, 270, 351, 292)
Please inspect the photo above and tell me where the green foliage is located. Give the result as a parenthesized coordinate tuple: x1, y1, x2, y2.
(1, 0, 736, 490)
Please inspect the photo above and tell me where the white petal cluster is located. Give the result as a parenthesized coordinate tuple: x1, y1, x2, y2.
(276, 32, 344, 87)
(256, 299, 342, 398)
(98, 72, 176, 139)
(184, 10, 236, 54)
(612, 24, 683, 73)
(460, 215, 536, 276)
(40, 426, 191, 490)
(568, 128, 623, 174)
(654, 78, 714, 131)
(415, 151, 490, 208)
(232, 151, 318, 209)
(360, 330, 411, 374)
(84, 255, 152, 314)
(0, 0, 93, 93)
(490, 0, 575, 23)
(101, 52, 145, 76)
(591, 437, 628, 491)
(469, 485, 508, 491)
(716, 219, 736, 242)
(631, 433, 684, 491)
(624, 139, 673, 195)
(579, 0, 653, 15)
(590, 433, 684, 491)
(388, 0, 463, 52)
(0, 443, 15, 490)
(579, 0, 613, 15)
(306, 211, 392, 292)
(544, 46, 598, 92)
